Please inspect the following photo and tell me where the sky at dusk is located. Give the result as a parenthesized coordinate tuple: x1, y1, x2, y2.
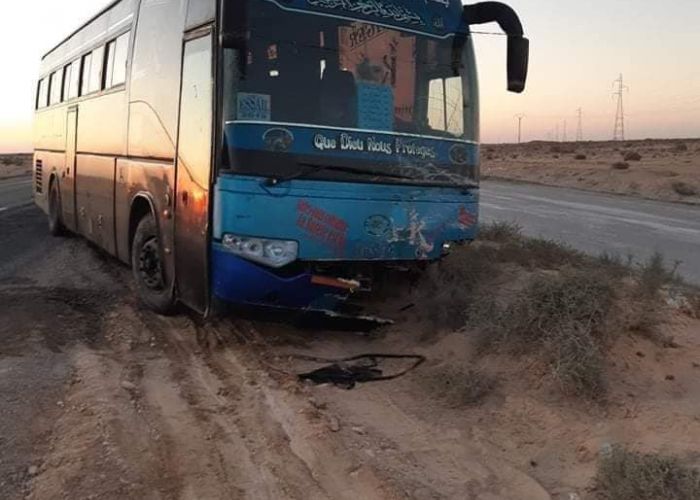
(0, 0, 698, 152)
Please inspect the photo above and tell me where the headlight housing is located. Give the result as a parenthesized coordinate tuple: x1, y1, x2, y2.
(221, 234, 298, 268)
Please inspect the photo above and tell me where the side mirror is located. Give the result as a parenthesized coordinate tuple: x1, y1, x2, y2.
(507, 35, 529, 93)
(463, 2, 529, 93)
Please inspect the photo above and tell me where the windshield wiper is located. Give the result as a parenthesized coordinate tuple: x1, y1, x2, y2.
(263, 162, 417, 187)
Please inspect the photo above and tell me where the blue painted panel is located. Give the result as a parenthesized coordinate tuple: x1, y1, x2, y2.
(213, 175, 478, 261)
(212, 245, 339, 308)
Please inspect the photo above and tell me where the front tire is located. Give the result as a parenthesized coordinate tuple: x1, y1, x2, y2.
(131, 214, 176, 315)
(48, 181, 66, 236)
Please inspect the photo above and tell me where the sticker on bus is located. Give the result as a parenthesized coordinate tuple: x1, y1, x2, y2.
(237, 93, 271, 121)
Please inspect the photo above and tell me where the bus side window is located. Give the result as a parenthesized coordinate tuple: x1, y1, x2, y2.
(49, 71, 61, 106)
(36, 79, 47, 109)
(61, 64, 72, 102)
(105, 32, 130, 88)
(68, 60, 80, 100)
(80, 53, 92, 96)
(88, 46, 105, 94)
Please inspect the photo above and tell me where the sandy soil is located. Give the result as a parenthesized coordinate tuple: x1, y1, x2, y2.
(2, 205, 700, 500)
(482, 139, 700, 205)
(0, 154, 32, 180)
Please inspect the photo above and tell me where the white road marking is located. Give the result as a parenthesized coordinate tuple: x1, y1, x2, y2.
(0, 207, 8, 213)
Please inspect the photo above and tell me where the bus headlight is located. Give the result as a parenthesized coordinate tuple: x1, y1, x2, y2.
(221, 234, 298, 268)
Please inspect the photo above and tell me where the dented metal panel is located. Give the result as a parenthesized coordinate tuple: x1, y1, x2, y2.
(213, 175, 478, 261)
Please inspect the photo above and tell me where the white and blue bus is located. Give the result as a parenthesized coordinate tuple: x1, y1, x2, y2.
(34, 0, 528, 316)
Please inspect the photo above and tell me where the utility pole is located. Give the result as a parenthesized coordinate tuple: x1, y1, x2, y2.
(576, 108, 583, 142)
(514, 114, 525, 144)
(563, 120, 568, 142)
(613, 74, 628, 141)
(555, 123, 560, 142)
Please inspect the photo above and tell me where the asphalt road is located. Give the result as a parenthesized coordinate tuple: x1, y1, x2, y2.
(0, 176, 32, 212)
(481, 180, 700, 285)
(1, 175, 697, 283)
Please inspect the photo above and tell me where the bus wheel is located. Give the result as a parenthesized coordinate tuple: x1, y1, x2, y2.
(131, 214, 176, 315)
(48, 181, 66, 236)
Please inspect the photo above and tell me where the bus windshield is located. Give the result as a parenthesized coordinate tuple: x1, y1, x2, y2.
(222, 0, 479, 185)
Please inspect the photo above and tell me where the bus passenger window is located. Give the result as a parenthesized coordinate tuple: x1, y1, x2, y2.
(49, 71, 61, 106)
(80, 53, 92, 96)
(61, 64, 71, 102)
(105, 32, 129, 88)
(36, 79, 48, 109)
(88, 46, 105, 93)
(67, 60, 80, 100)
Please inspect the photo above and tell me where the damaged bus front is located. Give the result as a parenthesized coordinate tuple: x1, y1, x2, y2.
(212, 0, 528, 314)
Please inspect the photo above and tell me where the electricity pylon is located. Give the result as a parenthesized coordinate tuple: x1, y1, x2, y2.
(613, 74, 628, 141)
(514, 114, 525, 144)
(576, 108, 583, 142)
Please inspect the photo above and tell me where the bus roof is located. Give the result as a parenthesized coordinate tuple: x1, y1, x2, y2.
(42, 0, 124, 61)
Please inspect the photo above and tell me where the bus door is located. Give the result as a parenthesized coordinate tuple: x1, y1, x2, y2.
(174, 30, 214, 314)
(63, 105, 78, 232)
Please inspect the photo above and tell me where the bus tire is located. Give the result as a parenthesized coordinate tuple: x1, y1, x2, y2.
(48, 180, 66, 236)
(131, 214, 176, 315)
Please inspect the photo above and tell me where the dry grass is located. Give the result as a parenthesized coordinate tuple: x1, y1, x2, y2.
(623, 151, 642, 162)
(595, 445, 700, 500)
(411, 222, 679, 398)
(623, 253, 678, 339)
(418, 246, 499, 330)
(478, 221, 521, 243)
(671, 181, 698, 197)
(478, 268, 615, 398)
(471, 225, 678, 398)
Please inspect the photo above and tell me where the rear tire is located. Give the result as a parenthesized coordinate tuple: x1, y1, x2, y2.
(131, 214, 176, 315)
(48, 181, 66, 236)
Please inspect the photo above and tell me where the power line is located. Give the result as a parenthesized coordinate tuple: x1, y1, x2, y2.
(613, 74, 629, 141)
(514, 114, 525, 144)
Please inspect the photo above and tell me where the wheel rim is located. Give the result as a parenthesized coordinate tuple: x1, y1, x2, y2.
(138, 237, 165, 290)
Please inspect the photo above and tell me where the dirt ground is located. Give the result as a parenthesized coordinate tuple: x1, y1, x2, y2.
(2, 205, 700, 500)
(0, 154, 32, 180)
(482, 139, 700, 205)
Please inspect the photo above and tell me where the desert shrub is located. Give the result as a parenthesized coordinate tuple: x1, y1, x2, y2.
(480, 268, 616, 398)
(671, 182, 698, 197)
(420, 247, 499, 329)
(673, 142, 689, 152)
(478, 221, 522, 243)
(637, 252, 677, 297)
(613, 161, 630, 170)
(508, 238, 587, 270)
(575, 154, 587, 160)
(625, 253, 677, 336)
(624, 151, 642, 161)
(595, 445, 700, 500)
(551, 144, 576, 154)
(421, 366, 496, 407)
